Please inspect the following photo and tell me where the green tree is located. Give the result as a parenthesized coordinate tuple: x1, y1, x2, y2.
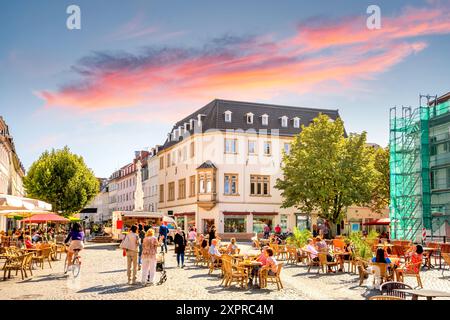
(275, 114, 374, 236)
(368, 146, 390, 213)
(24, 146, 99, 216)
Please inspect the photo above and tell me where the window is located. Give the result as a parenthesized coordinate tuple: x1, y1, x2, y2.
(253, 216, 274, 233)
(431, 171, 436, 189)
(250, 175, 270, 196)
(178, 179, 186, 199)
(189, 175, 196, 197)
(264, 141, 271, 155)
(172, 151, 176, 165)
(178, 149, 182, 163)
(190, 142, 195, 158)
(159, 184, 164, 202)
(248, 140, 256, 154)
(246, 112, 254, 124)
(284, 143, 291, 155)
(224, 110, 232, 122)
(224, 216, 247, 233)
(206, 177, 212, 193)
(160, 157, 164, 169)
(280, 214, 288, 232)
(224, 174, 238, 195)
(261, 114, 268, 126)
(447, 168, 450, 188)
(167, 154, 171, 167)
(183, 146, 187, 161)
(198, 174, 205, 193)
(281, 116, 288, 127)
(168, 182, 175, 201)
(293, 117, 300, 128)
(225, 138, 237, 154)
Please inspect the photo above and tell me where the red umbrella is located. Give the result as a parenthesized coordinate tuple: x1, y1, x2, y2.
(22, 213, 70, 223)
(362, 218, 390, 226)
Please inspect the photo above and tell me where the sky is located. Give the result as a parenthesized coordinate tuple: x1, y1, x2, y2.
(1, 0, 450, 178)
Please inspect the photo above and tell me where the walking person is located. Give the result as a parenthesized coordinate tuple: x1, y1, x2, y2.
(138, 224, 145, 271)
(208, 225, 217, 246)
(159, 222, 169, 253)
(120, 225, 139, 285)
(141, 228, 160, 286)
(174, 227, 187, 268)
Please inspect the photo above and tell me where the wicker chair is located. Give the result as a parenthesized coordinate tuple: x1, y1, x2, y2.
(396, 261, 423, 288)
(441, 253, 450, 276)
(260, 263, 284, 290)
(221, 259, 248, 289)
(369, 295, 404, 300)
(358, 261, 369, 286)
(369, 262, 394, 286)
(32, 247, 53, 269)
(3, 253, 33, 280)
(380, 281, 413, 299)
(318, 253, 339, 274)
(306, 251, 320, 273)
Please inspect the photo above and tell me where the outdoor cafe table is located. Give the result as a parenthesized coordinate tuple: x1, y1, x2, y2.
(394, 289, 450, 300)
(421, 247, 437, 269)
(332, 251, 350, 272)
(238, 260, 263, 286)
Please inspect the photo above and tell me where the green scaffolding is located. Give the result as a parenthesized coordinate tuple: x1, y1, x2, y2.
(390, 98, 450, 241)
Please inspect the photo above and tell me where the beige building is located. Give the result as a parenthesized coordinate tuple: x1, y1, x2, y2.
(157, 99, 341, 239)
(0, 117, 25, 231)
(143, 147, 161, 212)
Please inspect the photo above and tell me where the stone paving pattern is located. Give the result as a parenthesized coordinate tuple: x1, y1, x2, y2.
(0, 243, 449, 300)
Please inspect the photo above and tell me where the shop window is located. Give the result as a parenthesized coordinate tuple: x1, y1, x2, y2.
(253, 216, 274, 233)
(224, 216, 247, 233)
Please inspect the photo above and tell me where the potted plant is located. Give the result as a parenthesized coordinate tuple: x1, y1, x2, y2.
(286, 227, 312, 248)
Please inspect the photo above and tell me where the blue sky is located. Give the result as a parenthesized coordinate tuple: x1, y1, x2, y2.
(1, 0, 450, 177)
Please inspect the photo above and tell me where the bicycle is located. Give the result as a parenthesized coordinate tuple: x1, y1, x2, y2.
(64, 246, 82, 278)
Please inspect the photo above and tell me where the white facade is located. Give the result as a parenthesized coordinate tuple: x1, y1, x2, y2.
(0, 117, 25, 232)
(143, 149, 160, 212)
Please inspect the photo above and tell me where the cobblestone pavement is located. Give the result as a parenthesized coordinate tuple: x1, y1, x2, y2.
(0, 243, 449, 300)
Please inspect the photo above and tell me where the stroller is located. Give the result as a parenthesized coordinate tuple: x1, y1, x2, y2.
(156, 251, 167, 285)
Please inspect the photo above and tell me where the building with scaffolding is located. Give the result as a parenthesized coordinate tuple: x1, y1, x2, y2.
(390, 92, 450, 241)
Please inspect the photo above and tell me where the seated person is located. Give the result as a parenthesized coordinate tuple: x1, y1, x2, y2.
(25, 236, 35, 249)
(315, 237, 335, 273)
(208, 239, 222, 259)
(372, 248, 392, 264)
(398, 244, 423, 274)
(305, 238, 319, 261)
(226, 238, 240, 254)
(261, 248, 278, 276)
(250, 246, 269, 286)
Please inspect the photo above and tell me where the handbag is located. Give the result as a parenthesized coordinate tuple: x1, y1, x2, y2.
(122, 248, 127, 257)
(120, 234, 130, 250)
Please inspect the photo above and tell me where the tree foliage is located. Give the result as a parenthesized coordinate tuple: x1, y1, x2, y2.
(275, 114, 375, 230)
(368, 146, 390, 213)
(24, 146, 99, 216)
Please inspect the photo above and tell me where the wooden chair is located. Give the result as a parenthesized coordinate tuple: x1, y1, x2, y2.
(441, 253, 450, 276)
(3, 253, 33, 280)
(369, 262, 394, 287)
(32, 247, 52, 269)
(369, 295, 404, 300)
(221, 259, 248, 289)
(286, 246, 298, 264)
(380, 281, 413, 299)
(55, 244, 66, 260)
(306, 251, 320, 273)
(396, 261, 423, 288)
(220, 255, 232, 285)
(277, 245, 288, 260)
(358, 261, 370, 286)
(260, 263, 284, 290)
(193, 246, 203, 266)
(318, 253, 339, 274)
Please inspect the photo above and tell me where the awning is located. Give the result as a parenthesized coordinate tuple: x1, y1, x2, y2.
(174, 212, 195, 217)
(363, 218, 390, 225)
(0, 194, 52, 211)
(21, 213, 70, 223)
(223, 212, 251, 215)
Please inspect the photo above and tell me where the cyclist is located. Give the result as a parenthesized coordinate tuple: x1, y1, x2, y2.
(64, 222, 85, 273)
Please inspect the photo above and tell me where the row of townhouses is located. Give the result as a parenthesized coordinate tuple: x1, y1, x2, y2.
(0, 116, 26, 231)
(85, 99, 388, 239)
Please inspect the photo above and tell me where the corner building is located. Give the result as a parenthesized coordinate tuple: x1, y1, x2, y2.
(157, 99, 341, 240)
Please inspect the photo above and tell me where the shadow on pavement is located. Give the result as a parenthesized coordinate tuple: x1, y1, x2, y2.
(98, 269, 126, 274)
(86, 244, 120, 251)
(205, 285, 272, 295)
(18, 274, 68, 283)
(77, 283, 143, 295)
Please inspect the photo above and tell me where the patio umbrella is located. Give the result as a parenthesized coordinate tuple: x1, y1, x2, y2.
(22, 213, 69, 224)
(0, 194, 52, 211)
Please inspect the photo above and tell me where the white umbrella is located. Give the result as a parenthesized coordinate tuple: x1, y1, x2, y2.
(0, 194, 35, 210)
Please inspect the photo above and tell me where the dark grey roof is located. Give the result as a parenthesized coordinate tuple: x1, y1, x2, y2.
(163, 99, 341, 149)
(197, 160, 217, 170)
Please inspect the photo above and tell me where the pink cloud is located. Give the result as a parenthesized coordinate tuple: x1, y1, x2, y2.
(36, 4, 450, 124)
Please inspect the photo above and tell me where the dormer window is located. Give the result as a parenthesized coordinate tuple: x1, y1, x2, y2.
(167, 133, 171, 142)
(197, 114, 206, 126)
(189, 119, 195, 129)
(261, 114, 269, 126)
(293, 117, 300, 128)
(178, 126, 183, 136)
(280, 116, 288, 127)
(246, 112, 254, 124)
(184, 122, 189, 131)
(224, 110, 232, 123)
